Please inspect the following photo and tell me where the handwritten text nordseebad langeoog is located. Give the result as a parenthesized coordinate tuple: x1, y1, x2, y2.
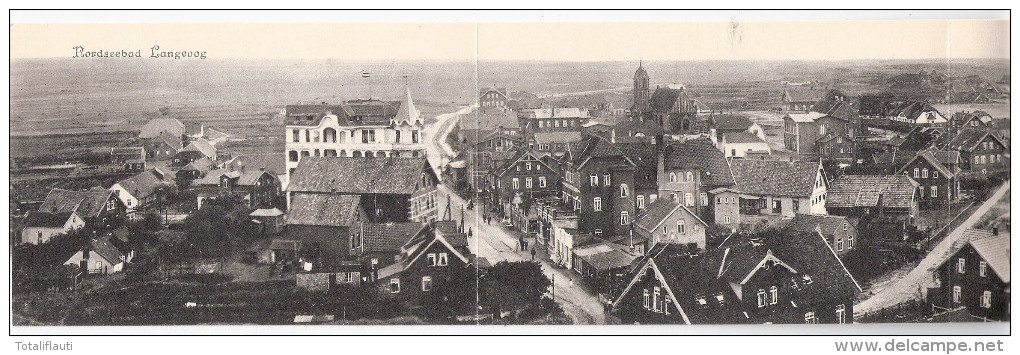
(72, 45, 207, 59)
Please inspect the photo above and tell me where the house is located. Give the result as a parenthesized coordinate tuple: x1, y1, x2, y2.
(174, 157, 216, 187)
(20, 211, 85, 245)
(285, 193, 366, 265)
(489, 148, 560, 234)
(560, 135, 638, 238)
(458, 109, 521, 147)
(781, 88, 823, 112)
(787, 214, 858, 257)
(172, 138, 217, 166)
(657, 137, 736, 222)
(520, 107, 590, 134)
(295, 260, 364, 291)
(138, 117, 186, 140)
(479, 86, 510, 112)
(142, 132, 185, 161)
(63, 237, 130, 275)
(896, 149, 961, 209)
(551, 225, 593, 270)
(709, 114, 765, 143)
(375, 220, 480, 311)
(611, 230, 861, 324)
(35, 187, 125, 231)
(720, 160, 827, 222)
(283, 84, 427, 181)
(720, 132, 772, 158)
(816, 132, 855, 162)
(943, 128, 1010, 176)
(536, 197, 580, 250)
(194, 168, 282, 210)
(950, 111, 993, 131)
(110, 168, 173, 211)
(931, 229, 1010, 321)
(110, 147, 146, 172)
(888, 101, 948, 126)
(783, 112, 855, 158)
(633, 198, 710, 252)
(532, 131, 583, 154)
(287, 156, 439, 223)
(616, 142, 661, 213)
(825, 175, 919, 222)
(356, 222, 427, 282)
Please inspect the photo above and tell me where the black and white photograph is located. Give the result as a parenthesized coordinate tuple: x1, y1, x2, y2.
(4, 8, 1013, 349)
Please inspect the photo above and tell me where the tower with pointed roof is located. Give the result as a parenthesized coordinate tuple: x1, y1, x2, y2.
(631, 61, 651, 120)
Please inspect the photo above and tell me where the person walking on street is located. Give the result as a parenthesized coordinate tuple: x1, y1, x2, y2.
(531, 247, 536, 261)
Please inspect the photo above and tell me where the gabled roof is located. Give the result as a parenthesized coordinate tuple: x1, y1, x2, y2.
(890, 101, 941, 120)
(787, 214, 854, 237)
(496, 148, 554, 177)
(250, 208, 284, 217)
(23, 211, 74, 228)
(947, 128, 1007, 152)
(649, 87, 685, 112)
(722, 131, 766, 144)
(226, 153, 287, 176)
(729, 160, 819, 197)
(237, 170, 274, 186)
(39, 187, 115, 218)
(181, 157, 216, 173)
(712, 114, 754, 131)
(634, 198, 707, 235)
(570, 135, 636, 169)
(716, 230, 861, 293)
(660, 138, 735, 187)
(111, 147, 145, 158)
(826, 175, 918, 209)
(181, 139, 216, 159)
(896, 149, 956, 179)
(87, 237, 126, 264)
(193, 168, 238, 186)
(286, 194, 362, 227)
(362, 222, 427, 253)
(288, 157, 434, 195)
(785, 111, 828, 123)
(574, 242, 640, 271)
(139, 118, 185, 139)
(966, 233, 1010, 283)
(950, 111, 992, 128)
(115, 170, 170, 201)
(524, 107, 588, 119)
(615, 142, 658, 190)
(183, 121, 204, 136)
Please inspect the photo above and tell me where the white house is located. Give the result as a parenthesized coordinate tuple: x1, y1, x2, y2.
(719, 132, 773, 158)
(109, 169, 171, 211)
(64, 238, 130, 275)
(20, 211, 85, 244)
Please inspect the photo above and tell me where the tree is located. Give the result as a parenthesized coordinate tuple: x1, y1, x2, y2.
(478, 261, 552, 318)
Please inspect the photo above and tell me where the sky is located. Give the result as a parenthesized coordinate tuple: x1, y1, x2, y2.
(10, 16, 1010, 61)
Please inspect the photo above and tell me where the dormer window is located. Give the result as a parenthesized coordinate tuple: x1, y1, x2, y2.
(715, 293, 725, 305)
(802, 275, 813, 285)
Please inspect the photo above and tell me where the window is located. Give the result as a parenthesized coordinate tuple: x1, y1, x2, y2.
(421, 276, 433, 292)
(594, 229, 603, 237)
(804, 312, 817, 324)
(427, 253, 437, 266)
(389, 278, 401, 293)
(590, 175, 598, 186)
(526, 178, 533, 189)
(700, 193, 708, 206)
(836, 238, 844, 251)
(526, 162, 532, 170)
(921, 168, 928, 178)
(952, 286, 962, 303)
(593, 197, 602, 211)
(847, 235, 854, 249)
(980, 291, 992, 308)
(620, 211, 630, 225)
(620, 184, 629, 197)
(539, 177, 547, 188)
(637, 195, 645, 209)
(653, 287, 662, 312)
(685, 193, 694, 207)
(757, 289, 767, 308)
(686, 172, 694, 182)
(512, 178, 519, 190)
(669, 172, 677, 183)
(677, 220, 686, 234)
(643, 289, 650, 309)
(836, 304, 846, 324)
(913, 168, 920, 178)
(289, 151, 299, 162)
(931, 185, 937, 198)
(604, 174, 611, 186)
(664, 298, 672, 315)
(516, 166, 521, 172)
(292, 129, 300, 142)
(770, 286, 778, 305)
(979, 261, 987, 277)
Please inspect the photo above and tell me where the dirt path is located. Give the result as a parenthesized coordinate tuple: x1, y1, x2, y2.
(854, 180, 1011, 316)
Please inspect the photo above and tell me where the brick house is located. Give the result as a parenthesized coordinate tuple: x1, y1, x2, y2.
(611, 230, 860, 324)
(896, 149, 961, 209)
(930, 229, 1009, 321)
(489, 148, 560, 233)
(657, 137, 736, 222)
(632, 198, 710, 252)
(193, 168, 282, 210)
(787, 214, 859, 257)
(943, 128, 1010, 176)
(560, 135, 638, 238)
(783, 112, 855, 159)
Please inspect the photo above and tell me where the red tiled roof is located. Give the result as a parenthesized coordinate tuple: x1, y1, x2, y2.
(288, 157, 434, 195)
(286, 194, 361, 227)
(729, 160, 818, 197)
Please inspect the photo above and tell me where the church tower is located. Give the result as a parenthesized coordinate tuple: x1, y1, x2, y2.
(631, 61, 650, 120)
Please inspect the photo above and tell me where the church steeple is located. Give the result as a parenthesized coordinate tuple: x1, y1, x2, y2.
(632, 61, 651, 119)
(393, 78, 420, 125)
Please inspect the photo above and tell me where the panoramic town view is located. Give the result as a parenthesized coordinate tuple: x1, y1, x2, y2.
(9, 18, 1010, 328)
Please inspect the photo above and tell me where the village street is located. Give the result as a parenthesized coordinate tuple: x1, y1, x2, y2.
(424, 105, 608, 325)
(854, 180, 1011, 317)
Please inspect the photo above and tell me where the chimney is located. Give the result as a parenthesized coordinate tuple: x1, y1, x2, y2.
(992, 227, 998, 236)
(655, 134, 665, 182)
